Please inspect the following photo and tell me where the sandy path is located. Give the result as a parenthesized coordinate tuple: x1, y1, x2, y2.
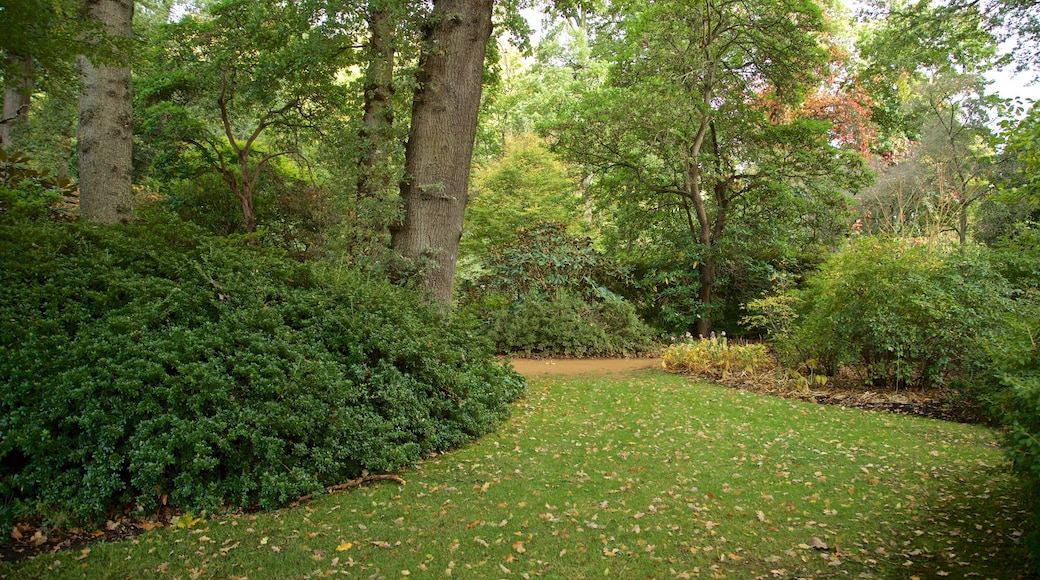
(508, 357, 662, 378)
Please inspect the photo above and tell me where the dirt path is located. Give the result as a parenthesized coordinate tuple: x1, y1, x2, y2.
(509, 357, 662, 378)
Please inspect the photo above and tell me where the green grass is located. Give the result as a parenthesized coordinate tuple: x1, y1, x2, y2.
(4, 370, 1030, 579)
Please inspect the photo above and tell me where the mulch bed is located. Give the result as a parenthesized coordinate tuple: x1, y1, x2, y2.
(705, 366, 987, 424)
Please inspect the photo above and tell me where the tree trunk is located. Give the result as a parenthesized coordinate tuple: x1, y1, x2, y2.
(391, 0, 494, 313)
(958, 201, 968, 245)
(357, 5, 396, 200)
(694, 257, 715, 338)
(0, 53, 33, 150)
(78, 0, 135, 224)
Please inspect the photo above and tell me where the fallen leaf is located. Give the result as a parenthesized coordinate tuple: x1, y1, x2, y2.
(372, 540, 392, 549)
(810, 537, 829, 551)
(336, 541, 353, 552)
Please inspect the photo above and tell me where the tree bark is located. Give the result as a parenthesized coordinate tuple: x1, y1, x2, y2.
(0, 53, 33, 151)
(357, 5, 396, 200)
(78, 0, 135, 224)
(391, 0, 494, 313)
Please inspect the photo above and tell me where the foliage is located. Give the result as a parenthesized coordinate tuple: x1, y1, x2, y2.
(483, 292, 655, 357)
(462, 134, 585, 259)
(161, 166, 342, 260)
(964, 296, 1040, 563)
(661, 335, 772, 379)
(989, 222, 1040, 292)
(459, 221, 653, 356)
(0, 149, 72, 220)
(0, 0, 97, 80)
(0, 217, 525, 528)
(757, 237, 1012, 388)
(547, 0, 867, 335)
(854, 0, 1003, 152)
(462, 221, 628, 303)
(135, 0, 356, 233)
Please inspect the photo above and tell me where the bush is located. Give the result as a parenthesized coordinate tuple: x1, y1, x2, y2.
(977, 305, 1040, 566)
(460, 221, 631, 303)
(0, 216, 524, 528)
(0, 149, 72, 220)
(749, 237, 1012, 389)
(661, 336, 772, 378)
(459, 221, 655, 357)
(484, 293, 656, 357)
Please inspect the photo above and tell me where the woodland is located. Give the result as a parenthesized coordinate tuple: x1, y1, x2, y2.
(1, 0, 1040, 572)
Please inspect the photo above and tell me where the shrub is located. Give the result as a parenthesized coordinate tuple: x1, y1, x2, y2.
(0, 216, 525, 528)
(461, 221, 631, 303)
(460, 221, 655, 357)
(661, 336, 772, 378)
(978, 305, 1040, 565)
(484, 293, 656, 357)
(0, 149, 72, 220)
(750, 237, 1012, 389)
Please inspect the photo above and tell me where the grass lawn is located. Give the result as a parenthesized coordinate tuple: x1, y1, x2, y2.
(3, 369, 1030, 579)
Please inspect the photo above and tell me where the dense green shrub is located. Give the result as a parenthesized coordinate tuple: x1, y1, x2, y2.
(748, 237, 1012, 388)
(973, 304, 1040, 565)
(484, 292, 656, 357)
(990, 222, 1040, 293)
(0, 217, 524, 528)
(0, 149, 71, 220)
(460, 221, 631, 303)
(459, 222, 655, 356)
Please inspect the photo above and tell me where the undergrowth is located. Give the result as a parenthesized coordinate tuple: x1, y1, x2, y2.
(0, 216, 525, 530)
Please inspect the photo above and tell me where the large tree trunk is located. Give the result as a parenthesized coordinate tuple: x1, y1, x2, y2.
(391, 0, 494, 313)
(78, 0, 135, 224)
(0, 53, 33, 150)
(357, 5, 396, 200)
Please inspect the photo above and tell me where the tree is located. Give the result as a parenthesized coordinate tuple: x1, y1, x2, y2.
(0, 0, 89, 151)
(550, 0, 866, 336)
(390, 0, 496, 312)
(78, 0, 136, 224)
(853, 1, 1006, 243)
(462, 134, 585, 259)
(356, 1, 400, 205)
(138, 0, 355, 234)
(912, 73, 1000, 244)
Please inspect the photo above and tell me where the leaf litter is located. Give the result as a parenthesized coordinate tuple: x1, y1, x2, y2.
(2, 371, 1030, 579)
